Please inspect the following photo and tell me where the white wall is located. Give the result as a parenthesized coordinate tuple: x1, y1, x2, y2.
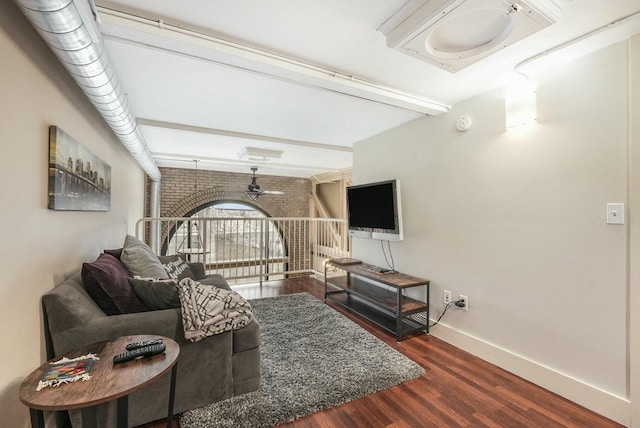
(352, 42, 633, 424)
(0, 3, 145, 427)
(629, 34, 640, 428)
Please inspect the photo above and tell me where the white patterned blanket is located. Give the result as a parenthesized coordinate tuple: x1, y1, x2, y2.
(176, 278, 253, 342)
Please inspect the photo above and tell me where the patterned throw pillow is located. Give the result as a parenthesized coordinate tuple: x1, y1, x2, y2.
(158, 255, 195, 280)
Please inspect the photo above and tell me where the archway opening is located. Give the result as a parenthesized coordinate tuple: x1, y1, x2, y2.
(164, 201, 287, 284)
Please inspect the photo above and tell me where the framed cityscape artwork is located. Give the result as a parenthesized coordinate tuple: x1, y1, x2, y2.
(48, 126, 111, 211)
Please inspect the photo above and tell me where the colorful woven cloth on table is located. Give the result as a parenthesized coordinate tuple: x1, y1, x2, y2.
(36, 353, 100, 391)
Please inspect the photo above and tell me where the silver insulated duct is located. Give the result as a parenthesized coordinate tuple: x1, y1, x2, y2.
(14, 0, 161, 183)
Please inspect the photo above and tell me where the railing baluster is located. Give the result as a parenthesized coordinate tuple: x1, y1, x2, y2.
(133, 217, 350, 282)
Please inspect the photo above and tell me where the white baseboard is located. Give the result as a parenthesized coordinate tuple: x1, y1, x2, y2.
(430, 322, 631, 427)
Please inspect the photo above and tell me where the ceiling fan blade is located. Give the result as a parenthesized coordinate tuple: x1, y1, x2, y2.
(262, 190, 285, 195)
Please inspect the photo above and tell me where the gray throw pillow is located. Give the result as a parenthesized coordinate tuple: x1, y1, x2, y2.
(129, 277, 180, 310)
(120, 235, 168, 279)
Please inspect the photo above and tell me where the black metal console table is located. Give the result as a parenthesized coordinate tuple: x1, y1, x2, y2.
(324, 259, 430, 342)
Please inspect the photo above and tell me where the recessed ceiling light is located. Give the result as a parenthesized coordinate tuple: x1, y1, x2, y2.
(238, 147, 283, 162)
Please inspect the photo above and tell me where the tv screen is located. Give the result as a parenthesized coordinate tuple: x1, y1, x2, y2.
(346, 180, 403, 241)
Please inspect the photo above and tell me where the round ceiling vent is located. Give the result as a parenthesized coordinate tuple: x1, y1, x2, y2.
(425, 7, 515, 59)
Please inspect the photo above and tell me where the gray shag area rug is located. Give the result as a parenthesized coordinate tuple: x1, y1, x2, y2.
(179, 292, 425, 428)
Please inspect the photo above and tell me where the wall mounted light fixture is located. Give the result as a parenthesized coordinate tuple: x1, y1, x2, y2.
(505, 84, 537, 128)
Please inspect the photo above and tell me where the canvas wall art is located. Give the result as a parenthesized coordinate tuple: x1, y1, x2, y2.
(48, 126, 111, 211)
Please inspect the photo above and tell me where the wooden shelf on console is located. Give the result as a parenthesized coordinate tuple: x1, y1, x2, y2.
(324, 259, 430, 342)
(325, 276, 426, 314)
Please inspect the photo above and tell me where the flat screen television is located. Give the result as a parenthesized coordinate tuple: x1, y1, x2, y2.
(346, 179, 403, 242)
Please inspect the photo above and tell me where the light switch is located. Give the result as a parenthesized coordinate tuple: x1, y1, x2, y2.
(606, 203, 624, 225)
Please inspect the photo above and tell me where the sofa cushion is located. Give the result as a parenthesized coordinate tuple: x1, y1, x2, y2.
(121, 235, 168, 279)
(129, 273, 231, 311)
(82, 253, 149, 315)
(198, 274, 231, 290)
(129, 277, 181, 310)
(158, 255, 195, 280)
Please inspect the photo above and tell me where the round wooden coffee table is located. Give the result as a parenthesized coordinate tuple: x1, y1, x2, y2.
(20, 335, 179, 428)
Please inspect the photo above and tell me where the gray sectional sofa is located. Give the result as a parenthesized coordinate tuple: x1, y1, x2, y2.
(42, 259, 261, 427)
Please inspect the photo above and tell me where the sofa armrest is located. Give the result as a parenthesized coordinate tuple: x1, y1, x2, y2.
(52, 308, 182, 356)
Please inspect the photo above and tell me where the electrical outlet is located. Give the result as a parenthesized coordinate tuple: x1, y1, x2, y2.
(459, 295, 468, 311)
(443, 290, 451, 304)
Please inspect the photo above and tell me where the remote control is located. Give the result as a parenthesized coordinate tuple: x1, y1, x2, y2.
(113, 343, 166, 365)
(126, 338, 164, 351)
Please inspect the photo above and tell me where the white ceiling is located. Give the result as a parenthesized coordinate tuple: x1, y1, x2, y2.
(94, 0, 640, 178)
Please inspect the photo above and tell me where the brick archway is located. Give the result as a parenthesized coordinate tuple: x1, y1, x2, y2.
(153, 167, 310, 221)
(162, 186, 288, 219)
(159, 186, 295, 256)
(151, 167, 311, 259)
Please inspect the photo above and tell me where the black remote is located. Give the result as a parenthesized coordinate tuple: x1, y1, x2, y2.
(126, 338, 163, 351)
(113, 343, 166, 365)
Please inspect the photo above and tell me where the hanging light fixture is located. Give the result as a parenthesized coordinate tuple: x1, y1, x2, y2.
(193, 159, 199, 191)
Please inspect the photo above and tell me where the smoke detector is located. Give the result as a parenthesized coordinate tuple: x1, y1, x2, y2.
(379, 0, 561, 72)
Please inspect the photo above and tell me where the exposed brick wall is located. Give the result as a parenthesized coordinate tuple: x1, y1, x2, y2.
(145, 167, 311, 219)
(144, 168, 312, 274)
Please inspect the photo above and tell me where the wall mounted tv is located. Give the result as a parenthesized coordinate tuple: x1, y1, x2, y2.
(346, 179, 403, 242)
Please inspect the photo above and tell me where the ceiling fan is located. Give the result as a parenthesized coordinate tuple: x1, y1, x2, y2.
(245, 167, 285, 200)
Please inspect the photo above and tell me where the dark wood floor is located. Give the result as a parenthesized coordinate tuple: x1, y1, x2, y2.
(140, 276, 622, 428)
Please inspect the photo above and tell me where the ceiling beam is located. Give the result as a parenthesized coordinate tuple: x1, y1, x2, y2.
(137, 118, 353, 153)
(152, 153, 345, 173)
(97, 6, 450, 116)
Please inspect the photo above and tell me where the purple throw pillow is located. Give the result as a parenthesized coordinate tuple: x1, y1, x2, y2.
(82, 253, 149, 315)
(103, 248, 123, 261)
